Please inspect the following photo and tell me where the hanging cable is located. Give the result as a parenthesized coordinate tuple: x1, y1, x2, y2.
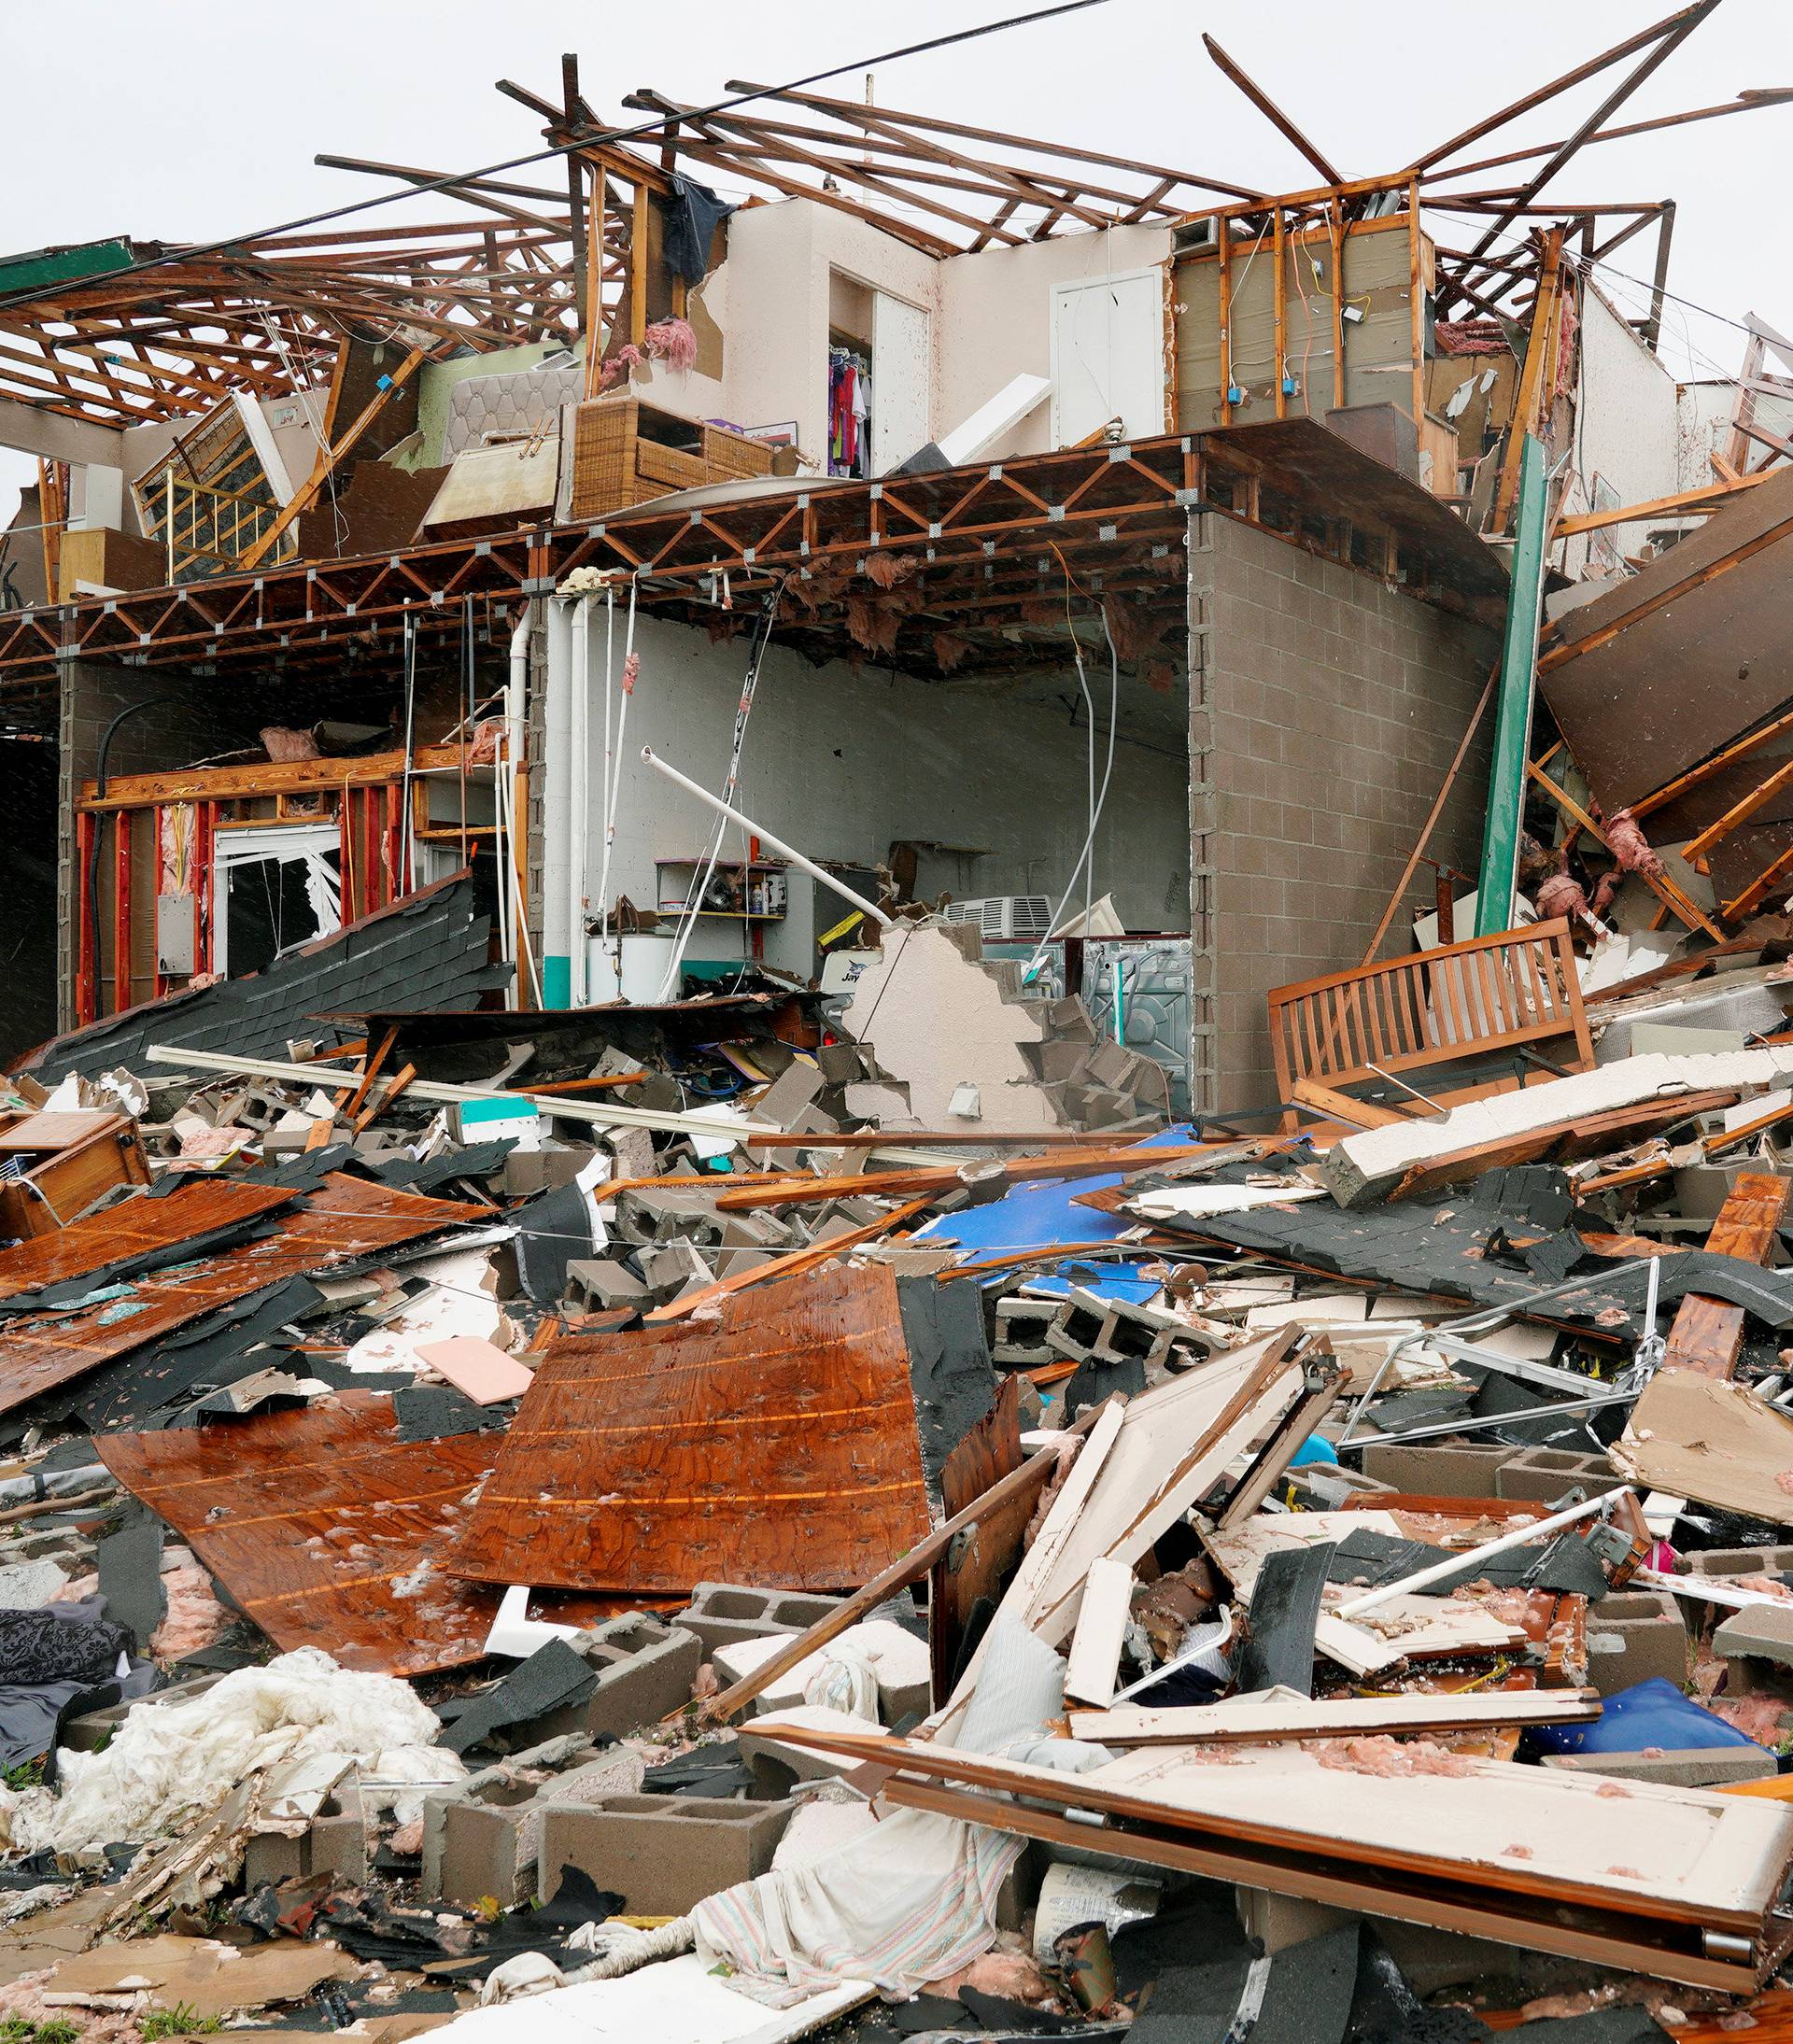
(1023, 601, 1120, 984)
(400, 612, 417, 893)
(655, 578, 786, 1000)
(594, 575, 640, 962)
(0, 2, 1116, 318)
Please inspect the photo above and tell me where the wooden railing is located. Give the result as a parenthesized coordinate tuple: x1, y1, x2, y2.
(1267, 919, 1593, 1119)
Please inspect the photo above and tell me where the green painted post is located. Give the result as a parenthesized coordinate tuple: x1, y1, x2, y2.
(1475, 433, 1548, 937)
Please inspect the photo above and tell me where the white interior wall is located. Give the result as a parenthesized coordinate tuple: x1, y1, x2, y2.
(939, 224, 1171, 458)
(722, 202, 939, 468)
(1559, 282, 1680, 577)
(578, 609, 1188, 968)
(1677, 379, 1793, 490)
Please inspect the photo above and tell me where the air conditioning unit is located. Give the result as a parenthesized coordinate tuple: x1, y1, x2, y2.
(940, 895, 1055, 941)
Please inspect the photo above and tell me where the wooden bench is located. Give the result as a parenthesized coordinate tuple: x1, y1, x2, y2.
(1267, 919, 1593, 1131)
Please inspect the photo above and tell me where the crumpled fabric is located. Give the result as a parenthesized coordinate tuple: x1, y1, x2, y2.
(12, 1646, 460, 1855)
(0, 1598, 148, 1777)
(689, 1616, 1100, 2006)
(478, 1952, 568, 2004)
(801, 1642, 879, 1722)
(0, 1603, 127, 1688)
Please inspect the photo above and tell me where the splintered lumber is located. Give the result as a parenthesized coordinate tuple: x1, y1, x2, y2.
(1063, 1558, 1134, 1709)
(1067, 1688, 1602, 1745)
(741, 1724, 1793, 1995)
(710, 1142, 1208, 1211)
(643, 1195, 936, 1322)
(1661, 1173, 1793, 1380)
(698, 1399, 1108, 1726)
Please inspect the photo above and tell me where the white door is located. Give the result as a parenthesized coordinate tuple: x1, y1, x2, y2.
(870, 291, 930, 472)
(1050, 269, 1164, 447)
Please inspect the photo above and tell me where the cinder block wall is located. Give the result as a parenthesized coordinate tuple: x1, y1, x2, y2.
(56, 661, 264, 1031)
(1191, 515, 1497, 1113)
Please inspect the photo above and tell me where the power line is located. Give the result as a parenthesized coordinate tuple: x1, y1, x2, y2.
(0, 0, 1115, 317)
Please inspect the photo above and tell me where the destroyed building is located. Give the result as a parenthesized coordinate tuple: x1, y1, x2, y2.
(5, 8, 1793, 2043)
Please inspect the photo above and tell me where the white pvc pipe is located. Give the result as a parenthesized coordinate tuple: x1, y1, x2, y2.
(570, 597, 590, 1006)
(1333, 1486, 1630, 1620)
(641, 747, 894, 928)
(541, 599, 574, 1001)
(497, 610, 529, 980)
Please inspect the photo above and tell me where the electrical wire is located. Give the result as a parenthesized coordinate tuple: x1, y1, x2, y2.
(1022, 572, 1120, 982)
(655, 576, 788, 1000)
(0, 1, 1117, 318)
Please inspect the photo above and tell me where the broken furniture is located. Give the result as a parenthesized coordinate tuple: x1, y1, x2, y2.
(0, 1108, 151, 1237)
(559, 395, 776, 522)
(1267, 918, 1593, 1133)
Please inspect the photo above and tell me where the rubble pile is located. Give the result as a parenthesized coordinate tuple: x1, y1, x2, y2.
(5, 7, 1793, 2041)
(3, 881, 1793, 2044)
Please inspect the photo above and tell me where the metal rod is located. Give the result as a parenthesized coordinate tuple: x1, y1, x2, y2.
(1341, 1388, 1633, 1449)
(641, 745, 895, 927)
(1334, 1486, 1630, 1618)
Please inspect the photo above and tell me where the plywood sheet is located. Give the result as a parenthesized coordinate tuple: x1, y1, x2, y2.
(1541, 462, 1793, 811)
(0, 1176, 478, 1421)
(98, 1389, 502, 1675)
(0, 1178, 295, 1300)
(1611, 1369, 1793, 1525)
(447, 1260, 933, 1593)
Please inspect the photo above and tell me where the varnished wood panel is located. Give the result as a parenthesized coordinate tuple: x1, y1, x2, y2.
(0, 1179, 295, 1300)
(449, 1261, 933, 1593)
(99, 1389, 502, 1675)
(0, 1176, 479, 1421)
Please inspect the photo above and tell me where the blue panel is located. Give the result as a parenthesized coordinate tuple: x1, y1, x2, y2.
(917, 1125, 1196, 1260)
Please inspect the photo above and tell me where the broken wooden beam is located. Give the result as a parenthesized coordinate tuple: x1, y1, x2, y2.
(1660, 1172, 1792, 1380)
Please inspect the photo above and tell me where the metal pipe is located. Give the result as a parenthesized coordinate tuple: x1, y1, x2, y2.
(1339, 1388, 1632, 1448)
(1334, 1485, 1630, 1619)
(570, 595, 590, 1006)
(641, 746, 895, 928)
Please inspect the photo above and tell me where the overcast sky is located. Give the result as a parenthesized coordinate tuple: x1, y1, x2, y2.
(4, 0, 1786, 502)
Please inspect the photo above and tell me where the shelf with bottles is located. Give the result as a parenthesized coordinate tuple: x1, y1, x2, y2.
(654, 856, 789, 922)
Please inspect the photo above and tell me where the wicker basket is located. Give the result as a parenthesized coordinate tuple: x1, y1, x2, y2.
(567, 396, 776, 521)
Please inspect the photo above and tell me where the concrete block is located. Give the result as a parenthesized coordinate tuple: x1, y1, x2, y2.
(678, 1582, 845, 1656)
(1235, 1887, 1359, 1955)
(1541, 1747, 1776, 1789)
(994, 1296, 1069, 1366)
(1358, 1443, 1512, 1497)
(712, 1618, 931, 1725)
(614, 1187, 724, 1248)
(604, 1128, 656, 1180)
(62, 1670, 229, 1754)
(420, 1733, 590, 1898)
(242, 1781, 366, 1890)
(640, 1241, 713, 1299)
(537, 1795, 797, 1914)
(502, 1150, 550, 1200)
(1586, 1589, 1689, 1696)
(1681, 1544, 1793, 1580)
(433, 1746, 644, 1908)
(1494, 1447, 1614, 1504)
(564, 1258, 648, 1312)
(737, 1705, 878, 1797)
(1714, 1602, 1793, 1670)
(577, 1614, 704, 1738)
